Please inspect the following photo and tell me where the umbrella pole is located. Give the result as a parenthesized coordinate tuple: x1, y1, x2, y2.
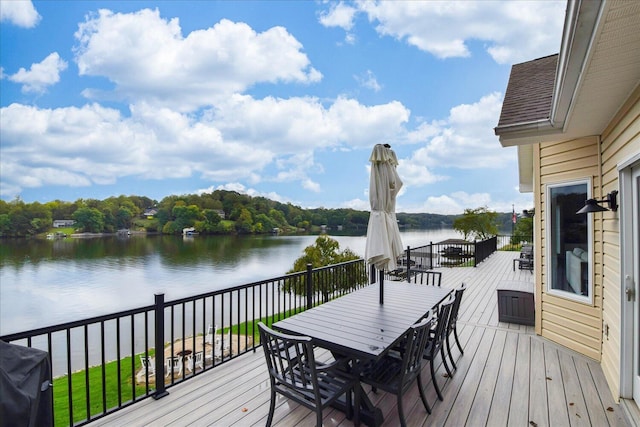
(379, 269, 384, 304)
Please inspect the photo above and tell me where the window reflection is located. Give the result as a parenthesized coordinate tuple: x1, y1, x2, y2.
(548, 182, 590, 299)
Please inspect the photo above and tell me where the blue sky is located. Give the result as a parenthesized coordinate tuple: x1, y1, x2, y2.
(0, 0, 565, 214)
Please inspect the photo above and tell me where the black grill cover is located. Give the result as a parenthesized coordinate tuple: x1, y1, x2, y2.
(0, 340, 53, 427)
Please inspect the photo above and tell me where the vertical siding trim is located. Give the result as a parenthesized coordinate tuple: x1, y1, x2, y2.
(534, 143, 543, 336)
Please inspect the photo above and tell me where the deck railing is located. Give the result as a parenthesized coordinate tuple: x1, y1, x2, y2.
(388, 235, 501, 282)
(0, 259, 368, 427)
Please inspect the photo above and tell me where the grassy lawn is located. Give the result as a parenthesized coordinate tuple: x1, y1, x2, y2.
(42, 227, 75, 237)
(51, 309, 308, 426)
(53, 351, 155, 427)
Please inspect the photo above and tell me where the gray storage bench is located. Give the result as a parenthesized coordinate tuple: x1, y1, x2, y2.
(497, 281, 535, 326)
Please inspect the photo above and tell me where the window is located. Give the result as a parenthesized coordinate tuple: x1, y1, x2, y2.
(546, 181, 592, 303)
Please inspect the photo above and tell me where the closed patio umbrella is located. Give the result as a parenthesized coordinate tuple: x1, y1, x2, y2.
(364, 144, 404, 303)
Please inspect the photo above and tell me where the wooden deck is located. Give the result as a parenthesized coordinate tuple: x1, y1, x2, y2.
(92, 251, 631, 427)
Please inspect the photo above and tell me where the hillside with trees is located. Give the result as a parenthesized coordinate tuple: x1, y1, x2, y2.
(0, 190, 519, 238)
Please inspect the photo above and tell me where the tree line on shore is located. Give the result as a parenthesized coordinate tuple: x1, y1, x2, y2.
(0, 190, 520, 238)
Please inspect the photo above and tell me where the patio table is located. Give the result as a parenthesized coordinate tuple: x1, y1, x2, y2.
(273, 281, 452, 426)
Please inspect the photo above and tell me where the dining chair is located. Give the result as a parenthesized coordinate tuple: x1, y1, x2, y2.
(360, 313, 434, 427)
(412, 270, 442, 286)
(258, 322, 358, 427)
(444, 283, 467, 370)
(423, 296, 455, 401)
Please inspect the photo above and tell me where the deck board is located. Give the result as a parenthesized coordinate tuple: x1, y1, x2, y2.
(509, 334, 531, 426)
(92, 251, 631, 427)
(485, 330, 518, 426)
(465, 328, 507, 425)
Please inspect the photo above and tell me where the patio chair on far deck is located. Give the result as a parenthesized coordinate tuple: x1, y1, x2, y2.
(205, 324, 231, 361)
(187, 351, 204, 372)
(139, 356, 155, 377)
(423, 297, 454, 401)
(165, 355, 183, 378)
(258, 322, 358, 427)
(513, 244, 534, 273)
(360, 313, 434, 427)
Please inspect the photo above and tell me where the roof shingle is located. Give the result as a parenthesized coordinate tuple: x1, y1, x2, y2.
(497, 54, 558, 128)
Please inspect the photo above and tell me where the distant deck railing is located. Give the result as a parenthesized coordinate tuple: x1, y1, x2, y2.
(0, 259, 368, 427)
(384, 235, 532, 282)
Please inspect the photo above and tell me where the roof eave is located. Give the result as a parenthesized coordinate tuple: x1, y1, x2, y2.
(495, 119, 558, 147)
(496, 0, 605, 147)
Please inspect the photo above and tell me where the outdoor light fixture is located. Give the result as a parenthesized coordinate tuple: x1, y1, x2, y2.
(576, 190, 618, 214)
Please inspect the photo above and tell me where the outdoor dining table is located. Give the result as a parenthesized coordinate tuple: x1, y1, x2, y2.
(273, 280, 453, 427)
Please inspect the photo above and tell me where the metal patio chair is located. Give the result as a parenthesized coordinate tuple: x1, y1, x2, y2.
(423, 296, 454, 401)
(444, 283, 467, 370)
(258, 322, 358, 427)
(360, 313, 434, 427)
(411, 270, 442, 286)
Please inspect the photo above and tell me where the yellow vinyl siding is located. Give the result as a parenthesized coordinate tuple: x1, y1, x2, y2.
(537, 136, 603, 360)
(597, 86, 640, 398)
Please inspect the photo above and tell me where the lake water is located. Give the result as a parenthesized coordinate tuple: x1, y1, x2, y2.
(0, 228, 461, 335)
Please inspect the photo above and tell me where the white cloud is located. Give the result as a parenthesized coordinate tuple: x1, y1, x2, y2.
(318, 2, 357, 31)
(355, 70, 382, 92)
(0, 0, 41, 28)
(344, 198, 369, 211)
(208, 94, 409, 153)
(0, 102, 272, 191)
(402, 192, 490, 215)
(302, 179, 321, 193)
(350, 1, 564, 64)
(0, 90, 414, 196)
(398, 190, 533, 215)
(8, 52, 68, 93)
(402, 92, 508, 182)
(73, 9, 322, 111)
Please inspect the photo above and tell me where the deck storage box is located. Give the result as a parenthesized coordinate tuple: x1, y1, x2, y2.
(497, 281, 535, 326)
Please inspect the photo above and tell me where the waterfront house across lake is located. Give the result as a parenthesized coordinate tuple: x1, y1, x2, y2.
(52, 219, 75, 228)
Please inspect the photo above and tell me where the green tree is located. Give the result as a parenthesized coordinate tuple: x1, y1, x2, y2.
(0, 214, 11, 236)
(254, 213, 276, 232)
(199, 209, 222, 233)
(284, 235, 365, 300)
(268, 208, 288, 228)
(73, 207, 105, 233)
(6, 199, 51, 236)
(452, 206, 499, 241)
(511, 213, 534, 246)
(297, 220, 311, 231)
(172, 204, 201, 232)
(115, 207, 134, 229)
(235, 208, 254, 234)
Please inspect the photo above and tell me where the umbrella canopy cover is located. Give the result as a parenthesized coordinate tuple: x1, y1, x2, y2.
(365, 144, 403, 271)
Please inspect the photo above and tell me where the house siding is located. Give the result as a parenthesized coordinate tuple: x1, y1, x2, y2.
(599, 87, 640, 398)
(537, 136, 603, 362)
(534, 87, 639, 400)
